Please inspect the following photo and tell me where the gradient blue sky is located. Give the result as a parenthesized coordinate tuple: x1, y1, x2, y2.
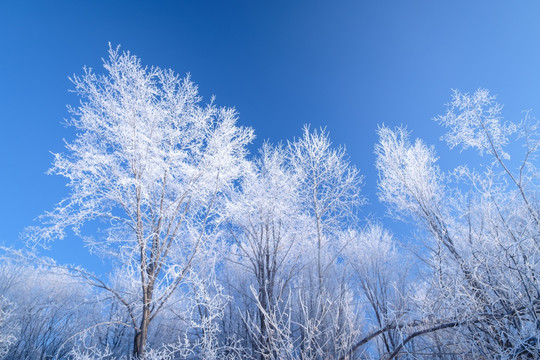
(2, 1, 540, 270)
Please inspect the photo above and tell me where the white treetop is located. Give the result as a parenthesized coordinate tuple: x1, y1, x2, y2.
(435, 89, 516, 159)
(375, 125, 444, 225)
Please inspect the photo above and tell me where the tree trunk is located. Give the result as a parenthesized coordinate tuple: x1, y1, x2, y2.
(133, 296, 151, 358)
(258, 288, 269, 360)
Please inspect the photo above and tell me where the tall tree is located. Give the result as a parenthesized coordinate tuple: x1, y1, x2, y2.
(29, 46, 253, 358)
(288, 126, 364, 358)
(374, 90, 540, 359)
(224, 143, 304, 358)
(288, 126, 363, 291)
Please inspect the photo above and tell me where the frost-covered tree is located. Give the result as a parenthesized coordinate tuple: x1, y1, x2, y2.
(290, 126, 363, 353)
(220, 128, 365, 359)
(289, 126, 363, 291)
(28, 46, 253, 358)
(0, 261, 103, 360)
(374, 89, 540, 359)
(224, 143, 305, 358)
(0, 297, 15, 360)
(344, 225, 412, 358)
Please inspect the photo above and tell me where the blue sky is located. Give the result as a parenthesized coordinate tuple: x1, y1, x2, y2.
(2, 1, 540, 270)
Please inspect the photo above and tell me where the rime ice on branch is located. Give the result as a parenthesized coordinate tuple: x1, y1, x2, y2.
(29, 45, 254, 358)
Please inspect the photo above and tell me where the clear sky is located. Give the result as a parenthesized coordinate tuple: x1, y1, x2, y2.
(2, 1, 540, 270)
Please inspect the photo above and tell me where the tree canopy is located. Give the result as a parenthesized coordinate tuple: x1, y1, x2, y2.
(3, 49, 540, 360)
